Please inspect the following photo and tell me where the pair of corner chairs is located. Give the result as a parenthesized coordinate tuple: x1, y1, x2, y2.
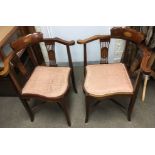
(4, 27, 151, 126)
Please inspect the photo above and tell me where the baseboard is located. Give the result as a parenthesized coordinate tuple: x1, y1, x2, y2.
(57, 61, 100, 67)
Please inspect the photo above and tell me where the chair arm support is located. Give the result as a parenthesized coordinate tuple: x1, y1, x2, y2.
(43, 38, 75, 46)
(77, 35, 110, 44)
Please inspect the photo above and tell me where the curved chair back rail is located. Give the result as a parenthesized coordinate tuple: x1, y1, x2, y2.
(111, 27, 145, 44)
(11, 33, 75, 52)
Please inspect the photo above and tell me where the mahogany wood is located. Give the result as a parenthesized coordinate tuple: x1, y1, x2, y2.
(0, 26, 18, 48)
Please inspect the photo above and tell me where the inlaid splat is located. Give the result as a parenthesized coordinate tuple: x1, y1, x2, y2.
(45, 44, 57, 66)
(100, 39, 110, 64)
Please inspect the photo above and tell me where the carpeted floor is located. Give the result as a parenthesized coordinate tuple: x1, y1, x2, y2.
(0, 66, 155, 128)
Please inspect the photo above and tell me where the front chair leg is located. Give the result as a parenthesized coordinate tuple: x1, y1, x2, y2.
(128, 71, 142, 121)
(20, 98, 34, 122)
(85, 96, 90, 123)
(127, 96, 136, 121)
(58, 101, 71, 127)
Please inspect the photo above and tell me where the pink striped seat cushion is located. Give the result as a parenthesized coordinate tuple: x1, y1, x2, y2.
(22, 66, 70, 98)
(84, 63, 133, 97)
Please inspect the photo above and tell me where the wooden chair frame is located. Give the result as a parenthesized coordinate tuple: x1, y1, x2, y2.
(77, 27, 151, 123)
(5, 32, 77, 126)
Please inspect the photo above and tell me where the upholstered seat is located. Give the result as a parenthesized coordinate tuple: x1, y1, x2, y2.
(22, 66, 71, 98)
(84, 63, 133, 97)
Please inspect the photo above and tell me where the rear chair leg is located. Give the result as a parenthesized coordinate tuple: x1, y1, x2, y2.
(58, 101, 71, 127)
(85, 96, 90, 123)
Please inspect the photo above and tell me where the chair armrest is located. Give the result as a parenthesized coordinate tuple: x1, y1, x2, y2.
(43, 38, 75, 46)
(77, 35, 110, 44)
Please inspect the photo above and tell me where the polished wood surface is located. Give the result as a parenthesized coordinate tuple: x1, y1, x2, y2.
(44, 37, 75, 45)
(77, 35, 110, 44)
(111, 27, 145, 44)
(0, 26, 18, 71)
(0, 26, 18, 48)
(11, 32, 43, 52)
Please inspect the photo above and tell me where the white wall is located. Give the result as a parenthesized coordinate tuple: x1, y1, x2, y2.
(51, 26, 111, 63)
(36, 26, 125, 64)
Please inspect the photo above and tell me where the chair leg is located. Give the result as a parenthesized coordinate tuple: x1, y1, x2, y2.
(85, 96, 90, 123)
(142, 75, 149, 102)
(20, 99, 34, 122)
(71, 70, 78, 93)
(128, 70, 143, 121)
(58, 102, 71, 127)
(127, 96, 136, 121)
